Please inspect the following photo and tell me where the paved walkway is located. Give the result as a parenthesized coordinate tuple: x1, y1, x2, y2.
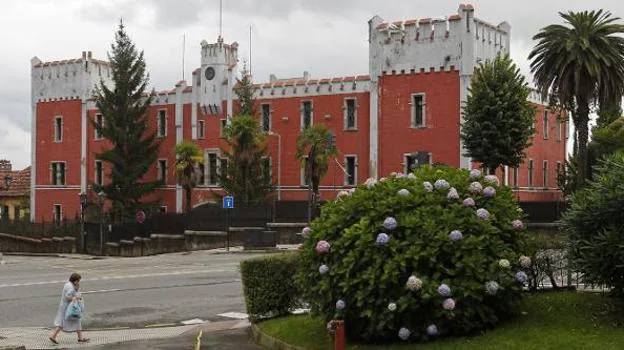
(0, 320, 251, 349)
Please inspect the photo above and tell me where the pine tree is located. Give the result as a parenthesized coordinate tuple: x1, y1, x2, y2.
(92, 20, 161, 220)
(461, 53, 535, 174)
(216, 64, 273, 204)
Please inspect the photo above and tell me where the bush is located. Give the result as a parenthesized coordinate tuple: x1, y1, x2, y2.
(297, 165, 532, 343)
(240, 252, 303, 321)
(561, 151, 624, 297)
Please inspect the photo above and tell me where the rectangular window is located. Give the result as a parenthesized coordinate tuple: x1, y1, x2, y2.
(543, 110, 549, 139)
(345, 156, 357, 186)
(51, 162, 66, 186)
(528, 160, 534, 187)
(95, 114, 103, 140)
(54, 116, 63, 142)
(301, 156, 310, 186)
(198, 163, 205, 186)
(543, 160, 549, 187)
(207, 152, 218, 186)
(411, 94, 425, 127)
(95, 160, 103, 185)
(158, 159, 167, 183)
(344, 98, 357, 130)
(404, 152, 431, 173)
(261, 104, 271, 132)
(159, 206, 167, 213)
(556, 118, 562, 141)
(157, 110, 167, 137)
(513, 167, 519, 187)
(53, 204, 62, 225)
(301, 101, 313, 129)
(220, 119, 227, 137)
(197, 120, 205, 139)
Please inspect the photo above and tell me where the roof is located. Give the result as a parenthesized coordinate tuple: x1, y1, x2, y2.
(0, 166, 30, 197)
(243, 74, 370, 89)
(33, 57, 110, 68)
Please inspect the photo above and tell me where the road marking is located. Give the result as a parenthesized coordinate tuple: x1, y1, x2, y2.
(217, 312, 248, 319)
(181, 318, 206, 325)
(82, 288, 123, 294)
(145, 323, 178, 328)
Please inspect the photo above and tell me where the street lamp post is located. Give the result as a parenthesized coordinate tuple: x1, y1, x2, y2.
(79, 192, 87, 253)
(97, 191, 105, 256)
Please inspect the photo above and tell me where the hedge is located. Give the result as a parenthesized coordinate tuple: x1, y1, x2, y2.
(240, 252, 303, 322)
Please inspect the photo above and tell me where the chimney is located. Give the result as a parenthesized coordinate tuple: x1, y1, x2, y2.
(303, 71, 310, 81)
(269, 74, 278, 83)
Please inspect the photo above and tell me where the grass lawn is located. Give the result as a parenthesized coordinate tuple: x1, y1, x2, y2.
(257, 291, 624, 350)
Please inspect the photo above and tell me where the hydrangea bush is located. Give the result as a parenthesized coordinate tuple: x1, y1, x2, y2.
(297, 166, 531, 343)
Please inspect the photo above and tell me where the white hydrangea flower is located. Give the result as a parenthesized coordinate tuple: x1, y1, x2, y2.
(499, 259, 511, 268)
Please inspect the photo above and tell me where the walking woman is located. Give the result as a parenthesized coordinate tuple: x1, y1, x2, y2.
(49, 272, 89, 344)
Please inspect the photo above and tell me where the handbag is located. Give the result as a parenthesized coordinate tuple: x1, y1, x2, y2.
(66, 300, 83, 320)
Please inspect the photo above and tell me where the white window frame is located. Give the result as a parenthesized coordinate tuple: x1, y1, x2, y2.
(50, 161, 66, 186)
(300, 100, 313, 130)
(344, 155, 358, 186)
(543, 160, 549, 188)
(528, 159, 534, 187)
(343, 97, 358, 130)
(95, 160, 103, 186)
(403, 152, 432, 174)
(54, 116, 63, 142)
(543, 110, 549, 139)
(261, 103, 272, 133)
(53, 204, 62, 224)
(410, 93, 426, 128)
(197, 120, 205, 139)
(157, 159, 167, 183)
(157, 109, 167, 137)
(95, 113, 104, 140)
(205, 149, 220, 187)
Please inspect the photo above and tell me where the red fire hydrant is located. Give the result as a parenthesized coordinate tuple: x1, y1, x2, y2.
(334, 320, 345, 350)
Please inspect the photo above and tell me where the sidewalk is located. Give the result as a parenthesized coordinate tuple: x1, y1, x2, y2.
(0, 320, 253, 350)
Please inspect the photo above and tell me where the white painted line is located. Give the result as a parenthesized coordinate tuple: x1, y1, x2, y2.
(217, 312, 249, 319)
(82, 288, 123, 294)
(181, 318, 206, 325)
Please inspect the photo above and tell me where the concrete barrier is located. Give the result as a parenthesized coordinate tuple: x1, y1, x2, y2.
(0, 232, 76, 254)
(266, 223, 307, 244)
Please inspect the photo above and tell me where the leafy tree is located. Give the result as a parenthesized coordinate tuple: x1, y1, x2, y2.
(233, 60, 257, 116)
(174, 141, 203, 213)
(295, 124, 337, 221)
(92, 20, 161, 220)
(461, 53, 536, 174)
(217, 115, 273, 204)
(591, 117, 624, 160)
(529, 10, 624, 186)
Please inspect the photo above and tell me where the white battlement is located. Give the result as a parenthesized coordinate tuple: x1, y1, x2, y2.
(254, 75, 370, 99)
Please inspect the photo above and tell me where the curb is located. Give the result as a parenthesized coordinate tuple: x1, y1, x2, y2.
(0, 346, 26, 350)
(2, 252, 105, 260)
(211, 248, 300, 255)
(249, 324, 307, 350)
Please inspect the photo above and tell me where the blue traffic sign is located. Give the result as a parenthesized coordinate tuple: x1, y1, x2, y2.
(223, 195, 234, 209)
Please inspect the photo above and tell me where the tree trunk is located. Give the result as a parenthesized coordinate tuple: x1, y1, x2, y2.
(185, 187, 192, 213)
(576, 100, 591, 187)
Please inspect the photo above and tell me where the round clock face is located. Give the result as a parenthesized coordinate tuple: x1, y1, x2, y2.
(205, 67, 215, 80)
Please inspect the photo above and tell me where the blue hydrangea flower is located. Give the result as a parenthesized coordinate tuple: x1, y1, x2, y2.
(426, 324, 439, 336)
(483, 186, 496, 197)
(512, 220, 524, 231)
(484, 175, 500, 185)
(398, 327, 411, 340)
(397, 188, 410, 196)
(302, 227, 312, 237)
(469, 181, 483, 194)
(434, 179, 450, 190)
(449, 230, 463, 241)
(336, 300, 346, 310)
(463, 197, 475, 206)
(447, 187, 459, 200)
(423, 182, 433, 192)
(476, 208, 490, 220)
(376, 233, 389, 246)
(470, 169, 482, 179)
(319, 264, 329, 274)
(485, 281, 499, 295)
(437, 284, 452, 296)
(383, 217, 397, 230)
(516, 271, 528, 283)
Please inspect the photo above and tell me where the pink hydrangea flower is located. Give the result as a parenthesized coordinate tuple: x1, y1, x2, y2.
(316, 240, 330, 254)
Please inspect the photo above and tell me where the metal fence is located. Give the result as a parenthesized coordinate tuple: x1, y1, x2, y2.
(0, 217, 81, 238)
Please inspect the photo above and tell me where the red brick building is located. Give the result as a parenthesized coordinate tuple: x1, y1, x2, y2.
(29, 5, 566, 222)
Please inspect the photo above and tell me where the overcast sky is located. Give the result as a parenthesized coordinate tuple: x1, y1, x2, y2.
(0, 0, 621, 169)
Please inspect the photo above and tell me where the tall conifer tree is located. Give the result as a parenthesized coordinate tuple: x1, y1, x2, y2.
(92, 20, 161, 219)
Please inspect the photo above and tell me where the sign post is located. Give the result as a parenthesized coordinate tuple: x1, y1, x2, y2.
(223, 196, 234, 251)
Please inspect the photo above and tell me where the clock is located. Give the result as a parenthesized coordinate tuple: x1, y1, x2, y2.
(205, 67, 215, 80)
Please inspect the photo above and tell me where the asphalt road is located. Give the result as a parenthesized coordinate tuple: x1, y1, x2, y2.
(0, 251, 259, 329)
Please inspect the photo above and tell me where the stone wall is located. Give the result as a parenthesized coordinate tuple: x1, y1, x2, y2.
(0, 232, 75, 254)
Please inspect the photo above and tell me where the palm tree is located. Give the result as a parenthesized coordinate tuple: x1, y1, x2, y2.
(295, 124, 338, 222)
(174, 141, 203, 213)
(528, 10, 624, 186)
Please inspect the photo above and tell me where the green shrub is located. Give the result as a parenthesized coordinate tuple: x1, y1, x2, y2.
(297, 165, 532, 343)
(561, 151, 624, 297)
(240, 252, 302, 321)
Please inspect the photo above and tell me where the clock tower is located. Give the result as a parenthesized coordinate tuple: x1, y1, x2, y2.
(200, 36, 238, 115)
